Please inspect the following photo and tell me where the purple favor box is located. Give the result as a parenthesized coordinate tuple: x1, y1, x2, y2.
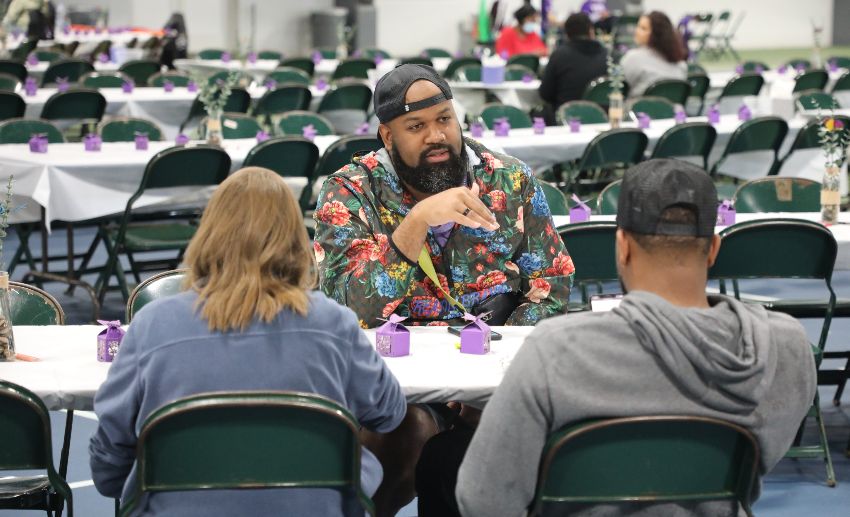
(97, 320, 125, 362)
(316, 78, 328, 91)
(568, 118, 581, 133)
(376, 315, 410, 357)
(163, 80, 174, 92)
(134, 132, 149, 150)
(84, 134, 102, 151)
(708, 105, 720, 125)
(187, 80, 198, 92)
(24, 77, 37, 96)
(28, 134, 47, 153)
(637, 112, 651, 129)
(569, 194, 591, 224)
(302, 124, 317, 141)
(717, 200, 736, 226)
(481, 65, 505, 85)
(122, 80, 134, 93)
(459, 313, 491, 355)
(494, 118, 510, 137)
(221, 51, 232, 63)
(469, 121, 484, 138)
(247, 51, 258, 64)
(175, 133, 190, 145)
(355, 122, 370, 135)
(56, 78, 69, 92)
(737, 104, 752, 122)
(675, 109, 687, 124)
(256, 130, 270, 142)
(532, 117, 545, 135)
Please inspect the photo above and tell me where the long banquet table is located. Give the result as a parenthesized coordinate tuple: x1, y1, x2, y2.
(0, 325, 529, 410)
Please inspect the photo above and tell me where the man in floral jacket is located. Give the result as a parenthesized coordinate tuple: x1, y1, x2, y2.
(314, 64, 574, 329)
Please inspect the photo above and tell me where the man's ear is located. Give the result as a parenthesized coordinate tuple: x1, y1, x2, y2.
(706, 234, 722, 267)
(615, 228, 630, 268)
(378, 123, 392, 151)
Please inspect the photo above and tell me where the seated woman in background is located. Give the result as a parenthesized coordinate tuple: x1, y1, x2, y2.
(159, 11, 188, 69)
(620, 11, 687, 98)
(89, 167, 406, 516)
(495, 3, 548, 58)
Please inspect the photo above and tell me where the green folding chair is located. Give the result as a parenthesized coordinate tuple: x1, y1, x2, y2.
(775, 116, 850, 174)
(732, 177, 820, 213)
(197, 48, 227, 60)
(827, 56, 850, 69)
(257, 50, 283, 61)
(595, 180, 621, 215)
(362, 48, 391, 59)
(118, 59, 161, 86)
(307, 135, 382, 211)
(507, 54, 539, 75)
(0, 59, 27, 82)
(443, 57, 481, 79)
(252, 85, 313, 127)
(79, 71, 133, 88)
(39, 89, 107, 139)
(179, 88, 252, 133)
(9, 39, 37, 62)
(276, 111, 335, 137)
(795, 90, 839, 111)
(832, 71, 850, 94)
(644, 79, 690, 105)
(208, 70, 254, 89)
(264, 67, 311, 86)
(95, 145, 231, 302)
(567, 128, 648, 193)
(556, 100, 607, 125)
(582, 77, 630, 109)
(0, 72, 20, 91)
(40, 59, 95, 86)
(126, 268, 188, 322)
(687, 63, 707, 75)
(0, 380, 74, 517)
(400, 57, 433, 67)
(709, 116, 789, 177)
(539, 182, 569, 216)
(0, 118, 65, 143)
(785, 58, 812, 71)
(650, 122, 717, 170)
(279, 57, 315, 77)
(0, 92, 25, 122)
(530, 416, 758, 517)
(315, 48, 338, 59)
(453, 64, 481, 81)
(423, 48, 452, 59)
(793, 70, 828, 94)
(687, 73, 710, 115)
(119, 392, 375, 517)
(88, 40, 112, 62)
(627, 96, 676, 120)
(34, 50, 63, 63)
(479, 103, 532, 129)
(709, 219, 837, 487)
(505, 64, 535, 81)
(99, 117, 164, 142)
(199, 113, 262, 140)
(556, 222, 618, 310)
(316, 81, 373, 133)
(331, 58, 376, 81)
(740, 61, 769, 72)
(244, 136, 321, 214)
(147, 71, 191, 87)
(718, 73, 764, 101)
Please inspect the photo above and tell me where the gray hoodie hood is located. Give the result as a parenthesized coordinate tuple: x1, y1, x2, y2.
(613, 291, 779, 415)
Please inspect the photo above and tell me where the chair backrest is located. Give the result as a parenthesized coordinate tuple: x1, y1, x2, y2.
(686, 73, 710, 100)
(118, 59, 161, 86)
(126, 269, 187, 322)
(208, 70, 254, 89)
(9, 281, 64, 325)
(720, 73, 764, 98)
(530, 416, 758, 517)
(443, 57, 481, 79)
(79, 71, 132, 88)
(828, 56, 850, 69)
(0, 92, 26, 122)
(740, 61, 769, 72)
(505, 64, 535, 81)
(423, 47, 452, 59)
(596, 180, 621, 215)
(40, 89, 107, 122)
(400, 56, 433, 67)
(99, 117, 164, 142)
(480, 103, 532, 129)
(315, 48, 338, 59)
(0, 72, 20, 92)
(0, 380, 73, 513)
(795, 90, 839, 111)
(538, 182, 569, 215)
(650, 122, 717, 169)
(201, 112, 262, 139)
(557, 222, 618, 305)
(265, 67, 311, 86)
(257, 50, 283, 61)
(507, 53, 539, 75)
(0, 59, 27, 82)
(556, 100, 607, 125)
(722, 116, 789, 156)
(627, 96, 676, 119)
(331, 58, 376, 80)
(244, 136, 321, 211)
(147, 71, 191, 87)
(9, 39, 37, 61)
(276, 110, 336, 136)
(253, 85, 313, 118)
(279, 57, 315, 77)
(362, 48, 390, 59)
(198, 48, 226, 60)
(317, 81, 372, 113)
(832, 71, 850, 93)
(782, 116, 850, 156)
(0, 118, 65, 143)
(309, 135, 382, 209)
(793, 70, 829, 93)
(643, 79, 690, 105)
(687, 63, 707, 75)
(733, 177, 821, 213)
(40, 59, 95, 86)
(785, 58, 812, 71)
(121, 391, 373, 517)
(34, 50, 63, 63)
(578, 128, 648, 171)
(583, 77, 630, 107)
(454, 64, 482, 82)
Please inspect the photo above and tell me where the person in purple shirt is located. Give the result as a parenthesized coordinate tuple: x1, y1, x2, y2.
(89, 167, 406, 516)
(581, 0, 613, 33)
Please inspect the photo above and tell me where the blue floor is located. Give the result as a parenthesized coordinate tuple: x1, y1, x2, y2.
(2, 226, 849, 516)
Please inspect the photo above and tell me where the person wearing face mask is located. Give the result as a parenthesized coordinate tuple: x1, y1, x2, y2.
(494, 3, 548, 58)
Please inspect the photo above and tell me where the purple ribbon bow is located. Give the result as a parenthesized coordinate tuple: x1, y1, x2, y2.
(719, 200, 734, 211)
(302, 124, 318, 140)
(382, 314, 407, 328)
(462, 312, 490, 325)
(97, 319, 123, 338)
(571, 194, 590, 212)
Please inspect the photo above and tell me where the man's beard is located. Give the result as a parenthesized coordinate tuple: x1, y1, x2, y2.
(391, 143, 468, 194)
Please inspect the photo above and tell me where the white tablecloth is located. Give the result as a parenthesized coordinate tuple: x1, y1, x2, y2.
(0, 136, 340, 227)
(0, 325, 529, 410)
(24, 60, 121, 79)
(553, 212, 850, 271)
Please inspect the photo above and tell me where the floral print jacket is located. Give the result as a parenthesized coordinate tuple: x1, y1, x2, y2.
(314, 138, 574, 328)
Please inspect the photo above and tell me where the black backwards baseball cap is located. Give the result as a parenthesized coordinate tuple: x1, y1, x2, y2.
(616, 159, 718, 237)
(374, 64, 454, 126)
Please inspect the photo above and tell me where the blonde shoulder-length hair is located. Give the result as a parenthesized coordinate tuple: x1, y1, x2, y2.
(183, 166, 316, 331)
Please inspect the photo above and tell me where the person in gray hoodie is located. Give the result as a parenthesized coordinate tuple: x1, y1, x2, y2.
(419, 158, 816, 516)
